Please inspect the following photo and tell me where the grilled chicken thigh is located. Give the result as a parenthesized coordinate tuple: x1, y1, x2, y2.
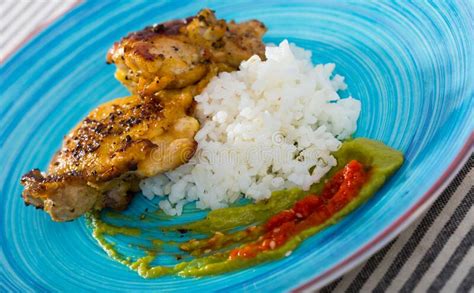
(107, 9, 266, 95)
(20, 9, 266, 221)
(21, 88, 201, 221)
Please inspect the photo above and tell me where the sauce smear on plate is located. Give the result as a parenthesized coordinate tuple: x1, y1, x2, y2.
(229, 160, 368, 259)
(88, 138, 403, 278)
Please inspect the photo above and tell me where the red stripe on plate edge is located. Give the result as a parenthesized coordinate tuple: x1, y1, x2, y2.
(294, 132, 474, 292)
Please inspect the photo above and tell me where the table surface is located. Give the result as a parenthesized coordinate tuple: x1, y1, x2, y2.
(1, 1, 472, 292)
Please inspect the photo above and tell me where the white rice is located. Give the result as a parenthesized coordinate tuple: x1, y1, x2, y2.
(139, 40, 361, 215)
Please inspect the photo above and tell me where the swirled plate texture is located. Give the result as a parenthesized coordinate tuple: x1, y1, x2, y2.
(1, 1, 473, 291)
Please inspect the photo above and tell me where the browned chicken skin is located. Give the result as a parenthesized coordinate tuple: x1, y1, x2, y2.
(20, 9, 266, 221)
(107, 9, 266, 95)
(21, 92, 200, 221)
(20, 80, 208, 221)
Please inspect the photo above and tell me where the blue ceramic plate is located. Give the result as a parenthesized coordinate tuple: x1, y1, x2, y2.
(1, 1, 473, 291)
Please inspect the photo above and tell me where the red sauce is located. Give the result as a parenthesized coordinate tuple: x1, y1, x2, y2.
(229, 160, 368, 260)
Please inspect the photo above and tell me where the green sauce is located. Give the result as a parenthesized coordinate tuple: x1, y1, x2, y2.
(88, 138, 403, 278)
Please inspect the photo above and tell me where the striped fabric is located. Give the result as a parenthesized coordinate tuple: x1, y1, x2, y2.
(1, 1, 473, 292)
(320, 157, 473, 292)
(0, 0, 76, 61)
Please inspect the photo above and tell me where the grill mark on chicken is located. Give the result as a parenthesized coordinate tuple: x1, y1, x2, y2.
(107, 18, 196, 63)
(129, 17, 195, 40)
(66, 100, 165, 162)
